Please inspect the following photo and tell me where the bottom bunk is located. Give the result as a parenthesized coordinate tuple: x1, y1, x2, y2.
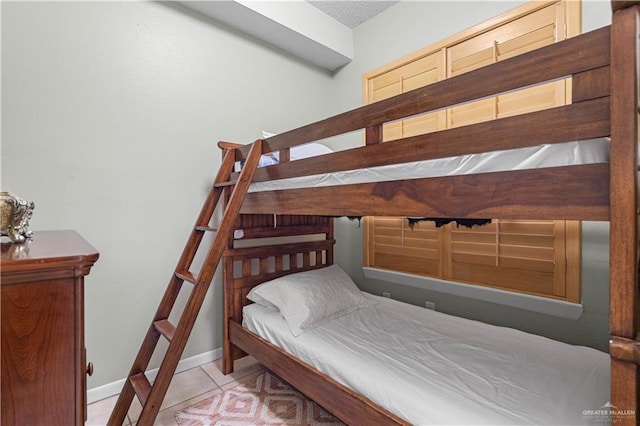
(222, 225, 610, 425)
(241, 287, 608, 425)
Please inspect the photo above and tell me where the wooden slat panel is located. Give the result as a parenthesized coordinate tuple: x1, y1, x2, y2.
(371, 71, 401, 92)
(404, 237, 438, 250)
(452, 2, 562, 125)
(373, 228, 408, 242)
(499, 244, 553, 260)
(498, 82, 561, 118)
(374, 227, 436, 240)
(373, 217, 404, 226)
(382, 122, 403, 142)
(402, 113, 441, 137)
(372, 82, 401, 102)
(374, 233, 435, 248)
(493, 220, 555, 234)
(403, 68, 439, 92)
(453, 240, 554, 258)
(237, 27, 610, 158)
(449, 216, 558, 291)
(372, 50, 444, 143)
(250, 97, 609, 183)
(451, 263, 555, 296)
(451, 253, 555, 273)
(402, 54, 441, 81)
(374, 245, 435, 259)
(451, 232, 496, 244)
(375, 254, 439, 276)
(451, 252, 497, 266)
(373, 52, 441, 95)
(368, 216, 440, 274)
(453, 227, 555, 241)
(373, 227, 402, 238)
(449, 98, 495, 128)
(242, 164, 610, 220)
(450, 47, 494, 76)
(373, 239, 437, 251)
(497, 24, 555, 60)
(449, 3, 556, 65)
(373, 234, 401, 246)
(499, 256, 555, 272)
(499, 233, 553, 247)
(452, 241, 497, 255)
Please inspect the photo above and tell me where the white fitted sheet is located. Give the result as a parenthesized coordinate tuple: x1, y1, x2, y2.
(248, 138, 609, 193)
(243, 294, 610, 425)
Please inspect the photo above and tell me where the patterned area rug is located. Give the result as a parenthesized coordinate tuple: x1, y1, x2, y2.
(175, 371, 345, 425)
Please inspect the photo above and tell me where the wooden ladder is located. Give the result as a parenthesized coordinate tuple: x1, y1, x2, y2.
(108, 140, 263, 425)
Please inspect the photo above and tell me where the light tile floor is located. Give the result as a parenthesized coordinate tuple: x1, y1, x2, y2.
(87, 356, 266, 426)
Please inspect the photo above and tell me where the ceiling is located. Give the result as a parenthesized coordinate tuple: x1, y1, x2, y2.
(308, 1, 399, 29)
(179, 1, 400, 71)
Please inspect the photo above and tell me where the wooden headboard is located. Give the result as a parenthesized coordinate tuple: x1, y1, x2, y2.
(221, 214, 334, 371)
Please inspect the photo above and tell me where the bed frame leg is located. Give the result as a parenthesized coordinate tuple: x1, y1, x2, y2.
(222, 352, 234, 375)
(609, 2, 640, 423)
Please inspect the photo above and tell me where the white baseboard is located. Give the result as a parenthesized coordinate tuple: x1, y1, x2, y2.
(87, 348, 223, 404)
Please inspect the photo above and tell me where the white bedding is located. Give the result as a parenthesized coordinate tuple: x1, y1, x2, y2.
(243, 294, 610, 425)
(248, 138, 609, 193)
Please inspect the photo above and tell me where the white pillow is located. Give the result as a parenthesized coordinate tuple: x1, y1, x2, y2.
(246, 290, 278, 310)
(246, 264, 377, 336)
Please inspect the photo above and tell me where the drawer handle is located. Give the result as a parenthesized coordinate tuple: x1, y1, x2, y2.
(86, 362, 94, 376)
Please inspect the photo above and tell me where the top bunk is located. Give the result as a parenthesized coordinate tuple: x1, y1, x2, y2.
(221, 4, 638, 223)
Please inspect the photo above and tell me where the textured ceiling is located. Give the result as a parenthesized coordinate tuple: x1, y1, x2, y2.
(308, 1, 399, 29)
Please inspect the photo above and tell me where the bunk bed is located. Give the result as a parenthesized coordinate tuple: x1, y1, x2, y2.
(219, 2, 640, 424)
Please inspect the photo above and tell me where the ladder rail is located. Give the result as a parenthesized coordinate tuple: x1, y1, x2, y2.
(136, 140, 263, 425)
(108, 150, 239, 425)
(152, 147, 238, 323)
(108, 140, 262, 426)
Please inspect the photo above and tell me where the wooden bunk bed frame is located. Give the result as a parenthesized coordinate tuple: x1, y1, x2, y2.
(221, 2, 640, 424)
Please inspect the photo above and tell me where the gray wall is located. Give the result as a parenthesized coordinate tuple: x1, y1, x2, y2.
(1, 1, 333, 389)
(329, 1, 613, 352)
(1, 0, 614, 394)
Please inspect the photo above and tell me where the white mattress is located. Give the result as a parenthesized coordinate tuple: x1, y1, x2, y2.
(248, 138, 609, 193)
(243, 294, 610, 425)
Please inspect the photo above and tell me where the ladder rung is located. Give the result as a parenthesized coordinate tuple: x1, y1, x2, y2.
(108, 140, 264, 426)
(154, 319, 176, 342)
(175, 270, 197, 284)
(195, 225, 218, 233)
(130, 373, 152, 406)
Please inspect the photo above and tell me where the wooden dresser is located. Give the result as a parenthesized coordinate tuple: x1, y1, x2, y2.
(1, 230, 99, 425)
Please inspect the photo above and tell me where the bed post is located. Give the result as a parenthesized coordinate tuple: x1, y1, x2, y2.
(609, 1, 640, 424)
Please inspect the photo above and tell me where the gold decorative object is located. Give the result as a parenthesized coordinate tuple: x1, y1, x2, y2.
(1, 192, 35, 243)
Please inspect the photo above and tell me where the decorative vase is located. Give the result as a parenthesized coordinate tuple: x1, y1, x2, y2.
(1, 192, 35, 243)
